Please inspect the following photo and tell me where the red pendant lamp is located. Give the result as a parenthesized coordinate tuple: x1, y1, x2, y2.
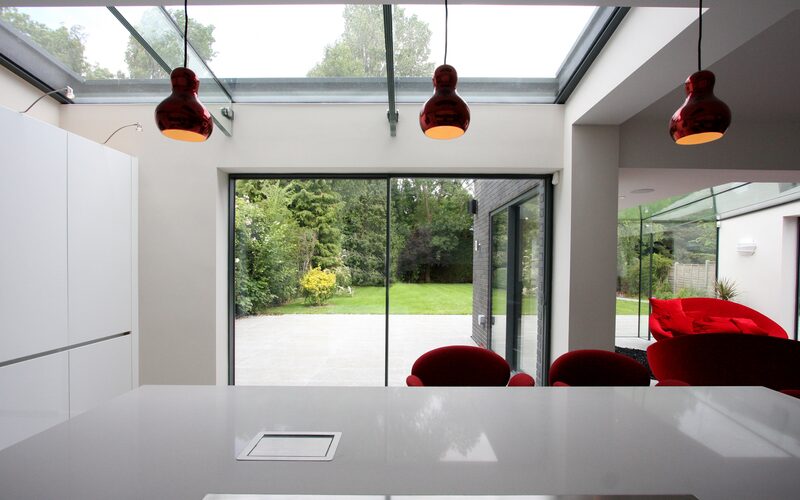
(155, 0, 213, 142)
(420, 0, 469, 140)
(669, 0, 731, 145)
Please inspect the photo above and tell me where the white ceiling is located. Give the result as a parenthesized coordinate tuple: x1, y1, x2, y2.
(617, 8, 800, 210)
(636, 9, 800, 122)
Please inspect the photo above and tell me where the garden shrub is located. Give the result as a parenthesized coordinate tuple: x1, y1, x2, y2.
(300, 267, 337, 306)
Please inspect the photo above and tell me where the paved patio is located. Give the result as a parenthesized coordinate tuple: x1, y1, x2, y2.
(235, 314, 653, 386)
(235, 314, 476, 386)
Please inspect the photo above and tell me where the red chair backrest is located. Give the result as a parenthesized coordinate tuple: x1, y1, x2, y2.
(678, 298, 787, 338)
(410, 346, 511, 386)
(549, 349, 650, 386)
(647, 333, 800, 390)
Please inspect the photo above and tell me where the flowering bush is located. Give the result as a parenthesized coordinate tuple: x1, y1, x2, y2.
(300, 267, 337, 306)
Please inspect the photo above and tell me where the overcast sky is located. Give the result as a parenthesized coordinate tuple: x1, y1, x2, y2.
(20, 4, 595, 78)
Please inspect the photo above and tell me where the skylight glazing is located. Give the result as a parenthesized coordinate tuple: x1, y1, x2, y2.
(0, 4, 623, 108)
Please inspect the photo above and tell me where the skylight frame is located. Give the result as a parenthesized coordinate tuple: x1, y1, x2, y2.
(0, 4, 628, 112)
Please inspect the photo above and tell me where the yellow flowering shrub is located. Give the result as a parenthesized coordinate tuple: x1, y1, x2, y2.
(300, 267, 337, 306)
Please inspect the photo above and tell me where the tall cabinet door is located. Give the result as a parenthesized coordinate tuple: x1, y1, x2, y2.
(67, 134, 132, 344)
(0, 108, 68, 362)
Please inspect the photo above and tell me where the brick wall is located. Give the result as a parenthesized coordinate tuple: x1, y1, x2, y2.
(471, 179, 543, 349)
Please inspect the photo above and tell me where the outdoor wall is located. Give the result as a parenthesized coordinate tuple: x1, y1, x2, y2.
(718, 200, 800, 336)
(471, 178, 543, 348)
(56, 101, 565, 385)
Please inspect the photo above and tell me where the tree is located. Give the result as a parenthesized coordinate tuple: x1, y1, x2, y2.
(234, 180, 302, 315)
(339, 180, 386, 286)
(392, 179, 473, 283)
(308, 5, 434, 77)
(288, 180, 343, 271)
(0, 7, 117, 79)
(124, 8, 217, 79)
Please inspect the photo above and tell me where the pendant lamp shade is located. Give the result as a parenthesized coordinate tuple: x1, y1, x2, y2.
(155, 67, 213, 142)
(419, 64, 470, 140)
(669, 70, 731, 145)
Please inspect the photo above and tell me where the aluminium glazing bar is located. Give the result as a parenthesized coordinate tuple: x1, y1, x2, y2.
(383, 5, 398, 137)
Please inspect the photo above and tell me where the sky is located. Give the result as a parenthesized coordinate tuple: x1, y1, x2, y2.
(17, 4, 596, 79)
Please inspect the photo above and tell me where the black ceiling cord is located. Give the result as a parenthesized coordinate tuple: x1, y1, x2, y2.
(698, 0, 703, 72)
(184, 0, 188, 69)
(444, 0, 448, 65)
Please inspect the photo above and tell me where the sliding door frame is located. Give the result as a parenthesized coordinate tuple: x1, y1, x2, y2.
(487, 184, 553, 381)
(228, 173, 552, 386)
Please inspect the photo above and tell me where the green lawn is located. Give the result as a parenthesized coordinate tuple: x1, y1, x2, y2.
(260, 283, 646, 315)
(262, 283, 473, 315)
(616, 298, 649, 315)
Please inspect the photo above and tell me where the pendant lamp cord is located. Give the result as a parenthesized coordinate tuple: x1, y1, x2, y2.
(183, 0, 188, 69)
(444, 0, 448, 65)
(697, 0, 702, 72)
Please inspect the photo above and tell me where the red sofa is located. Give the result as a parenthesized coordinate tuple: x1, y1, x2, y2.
(649, 297, 787, 341)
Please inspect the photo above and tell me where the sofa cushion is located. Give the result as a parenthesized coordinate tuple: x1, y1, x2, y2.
(692, 316, 739, 334)
(729, 317, 770, 336)
(650, 298, 694, 336)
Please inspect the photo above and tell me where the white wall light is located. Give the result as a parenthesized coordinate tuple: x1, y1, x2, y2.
(736, 238, 757, 255)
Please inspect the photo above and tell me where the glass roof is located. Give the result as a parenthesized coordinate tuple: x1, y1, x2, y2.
(0, 4, 620, 108)
(626, 182, 800, 227)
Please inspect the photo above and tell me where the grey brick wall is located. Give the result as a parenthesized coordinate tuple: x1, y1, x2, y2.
(471, 179, 543, 349)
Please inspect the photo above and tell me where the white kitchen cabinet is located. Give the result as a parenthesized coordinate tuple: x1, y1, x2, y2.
(0, 107, 69, 363)
(0, 106, 137, 451)
(67, 133, 132, 344)
(0, 352, 69, 451)
(69, 335, 132, 418)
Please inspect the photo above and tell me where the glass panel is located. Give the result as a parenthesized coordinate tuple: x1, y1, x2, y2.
(517, 194, 544, 378)
(233, 178, 386, 386)
(0, 6, 168, 102)
(490, 210, 508, 359)
(388, 178, 476, 385)
(714, 182, 800, 218)
(395, 4, 596, 103)
(171, 4, 387, 102)
(616, 208, 643, 337)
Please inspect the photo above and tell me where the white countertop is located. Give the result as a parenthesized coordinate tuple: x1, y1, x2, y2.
(0, 385, 798, 500)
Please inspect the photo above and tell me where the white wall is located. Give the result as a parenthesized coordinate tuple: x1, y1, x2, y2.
(621, 117, 800, 171)
(551, 125, 620, 358)
(0, 66, 60, 126)
(718, 200, 800, 336)
(58, 102, 565, 385)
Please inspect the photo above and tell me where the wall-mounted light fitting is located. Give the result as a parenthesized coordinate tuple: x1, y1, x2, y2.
(21, 86, 74, 113)
(736, 238, 756, 255)
(103, 123, 143, 144)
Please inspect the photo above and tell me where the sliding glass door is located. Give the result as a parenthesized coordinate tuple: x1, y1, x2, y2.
(231, 178, 386, 386)
(489, 187, 548, 381)
(230, 176, 550, 386)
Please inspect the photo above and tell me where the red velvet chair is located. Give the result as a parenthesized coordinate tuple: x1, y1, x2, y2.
(548, 349, 650, 387)
(406, 345, 535, 387)
(649, 297, 787, 341)
(647, 333, 800, 392)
